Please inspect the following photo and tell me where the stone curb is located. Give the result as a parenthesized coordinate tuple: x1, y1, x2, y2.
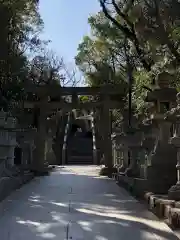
(0, 173, 34, 203)
(114, 174, 180, 230)
(143, 192, 180, 229)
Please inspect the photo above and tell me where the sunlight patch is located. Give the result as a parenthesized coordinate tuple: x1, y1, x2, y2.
(95, 236, 108, 240)
(95, 219, 130, 227)
(16, 219, 41, 227)
(38, 233, 56, 239)
(78, 221, 92, 231)
(75, 208, 171, 232)
(30, 204, 44, 208)
(50, 201, 68, 207)
(51, 211, 69, 225)
(103, 194, 116, 197)
(29, 199, 40, 203)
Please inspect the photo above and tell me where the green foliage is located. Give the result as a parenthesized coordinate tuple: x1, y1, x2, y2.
(0, 0, 43, 107)
(75, 0, 180, 116)
(0, 0, 64, 110)
(75, 11, 127, 95)
(79, 96, 90, 102)
(132, 71, 152, 115)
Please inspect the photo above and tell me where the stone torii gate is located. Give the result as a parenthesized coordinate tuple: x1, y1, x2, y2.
(23, 84, 124, 174)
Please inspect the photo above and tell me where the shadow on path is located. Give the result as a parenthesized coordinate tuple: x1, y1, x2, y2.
(0, 166, 179, 240)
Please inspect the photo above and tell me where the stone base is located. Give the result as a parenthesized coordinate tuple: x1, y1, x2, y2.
(32, 168, 50, 176)
(146, 194, 175, 218)
(46, 152, 57, 165)
(168, 184, 180, 201)
(144, 193, 180, 228)
(112, 171, 117, 180)
(124, 166, 139, 178)
(0, 173, 34, 202)
(93, 149, 98, 165)
(31, 164, 52, 176)
(146, 145, 177, 194)
(169, 207, 180, 228)
(99, 167, 117, 177)
(117, 164, 126, 173)
(117, 175, 148, 197)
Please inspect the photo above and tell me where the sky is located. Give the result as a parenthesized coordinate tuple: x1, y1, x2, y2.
(39, 0, 100, 63)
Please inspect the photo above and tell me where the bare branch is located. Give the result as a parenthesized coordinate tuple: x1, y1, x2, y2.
(99, 0, 152, 71)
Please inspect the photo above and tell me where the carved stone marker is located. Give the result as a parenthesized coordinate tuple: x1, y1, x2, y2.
(165, 92, 180, 200)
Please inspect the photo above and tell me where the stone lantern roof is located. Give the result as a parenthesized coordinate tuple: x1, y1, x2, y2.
(145, 71, 177, 102)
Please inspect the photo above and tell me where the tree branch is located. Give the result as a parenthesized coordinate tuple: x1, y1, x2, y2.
(99, 0, 135, 40)
(112, 0, 134, 29)
(99, 0, 152, 71)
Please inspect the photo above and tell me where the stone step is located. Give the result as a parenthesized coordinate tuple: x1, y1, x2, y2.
(68, 146, 93, 151)
(69, 147, 93, 152)
(68, 143, 93, 149)
(67, 162, 93, 165)
(70, 150, 93, 155)
(69, 156, 93, 160)
(69, 140, 93, 144)
(67, 156, 93, 165)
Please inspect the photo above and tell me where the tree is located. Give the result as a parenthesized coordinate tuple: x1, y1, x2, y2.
(96, 0, 180, 115)
(0, 0, 44, 109)
(28, 50, 63, 86)
(99, 0, 153, 71)
(75, 20, 128, 87)
(60, 61, 83, 87)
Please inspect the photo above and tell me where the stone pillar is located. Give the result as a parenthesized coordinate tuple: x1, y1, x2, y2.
(94, 108, 102, 164)
(0, 111, 10, 169)
(0, 111, 17, 169)
(112, 134, 127, 172)
(102, 95, 112, 168)
(125, 145, 141, 177)
(32, 102, 49, 174)
(122, 147, 129, 170)
(159, 121, 172, 143)
(91, 109, 98, 165)
(82, 109, 90, 131)
(62, 112, 71, 165)
(17, 128, 37, 168)
(166, 93, 180, 200)
(117, 130, 142, 177)
(20, 142, 29, 166)
(6, 116, 17, 167)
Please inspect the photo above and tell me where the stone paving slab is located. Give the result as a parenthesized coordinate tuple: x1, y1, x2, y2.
(0, 165, 179, 240)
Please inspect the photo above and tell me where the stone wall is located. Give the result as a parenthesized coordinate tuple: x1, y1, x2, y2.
(0, 110, 34, 201)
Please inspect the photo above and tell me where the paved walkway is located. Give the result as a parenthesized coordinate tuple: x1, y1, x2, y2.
(0, 166, 179, 240)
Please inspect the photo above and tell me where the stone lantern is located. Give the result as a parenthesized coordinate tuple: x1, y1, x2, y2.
(112, 125, 143, 177)
(0, 110, 6, 126)
(137, 121, 154, 179)
(112, 133, 128, 174)
(112, 108, 144, 178)
(111, 109, 129, 173)
(0, 111, 8, 166)
(143, 71, 177, 193)
(165, 92, 180, 200)
(16, 128, 37, 168)
(6, 117, 17, 167)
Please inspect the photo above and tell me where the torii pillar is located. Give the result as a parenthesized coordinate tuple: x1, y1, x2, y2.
(32, 98, 49, 174)
(102, 95, 113, 168)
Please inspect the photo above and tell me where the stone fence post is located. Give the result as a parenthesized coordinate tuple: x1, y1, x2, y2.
(165, 92, 180, 200)
(0, 111, 17, 171)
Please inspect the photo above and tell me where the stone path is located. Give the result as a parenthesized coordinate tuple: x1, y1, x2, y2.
(0, 165, 179, 240)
